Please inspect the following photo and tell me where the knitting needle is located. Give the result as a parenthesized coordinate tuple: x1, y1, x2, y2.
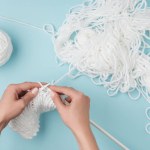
(40, 72, 70, 91)
(62, 97, 129, 150)
(42, 72, 129, 149)
(90, 120, 129, 150)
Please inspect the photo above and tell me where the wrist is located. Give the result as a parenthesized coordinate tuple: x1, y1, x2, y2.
(72, 125, 99, 150)
(71, 124, 91, 136)
(0, 103, 7, 132)
(0, 116, 7, 132)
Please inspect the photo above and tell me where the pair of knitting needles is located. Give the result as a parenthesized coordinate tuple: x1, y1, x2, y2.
(42, 72, 129, 150)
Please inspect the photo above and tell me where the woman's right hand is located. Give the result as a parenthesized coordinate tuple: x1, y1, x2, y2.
(50, 85, 99, 150)
(50, 85, 90, 132)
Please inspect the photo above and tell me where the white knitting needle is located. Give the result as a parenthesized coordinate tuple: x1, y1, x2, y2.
(61, 97, 128, 150)
(42, 74, 129, 149)
(40, 72, 70, 90)
(41, 68, 78, 90)
(49, 73, 129, 150)
(90, 120, 129, 150)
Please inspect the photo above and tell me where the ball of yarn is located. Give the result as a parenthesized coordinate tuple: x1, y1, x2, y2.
(0, 31, 13, 66)
(9, 86, 56, 139)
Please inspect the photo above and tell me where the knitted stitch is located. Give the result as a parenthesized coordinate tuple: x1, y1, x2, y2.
(9, 85, 56, 139)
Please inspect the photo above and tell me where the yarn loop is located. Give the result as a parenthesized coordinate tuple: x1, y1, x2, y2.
(52, 0, 150, 102)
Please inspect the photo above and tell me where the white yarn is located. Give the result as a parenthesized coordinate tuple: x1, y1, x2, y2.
(0, 2, 149, 101)
(9, 84, 56, 139)
(0, 31, 13, 66)
(0, 0, 149, 139)
(51, 0, 150, 102)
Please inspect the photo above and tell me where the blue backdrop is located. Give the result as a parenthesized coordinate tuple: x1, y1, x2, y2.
(0, 0, 150, 149)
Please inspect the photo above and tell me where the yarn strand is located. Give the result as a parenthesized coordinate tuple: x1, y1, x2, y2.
(0, 15, 43, 31)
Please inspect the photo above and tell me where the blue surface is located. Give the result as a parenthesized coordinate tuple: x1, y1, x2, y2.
(0, 0, 150, 150)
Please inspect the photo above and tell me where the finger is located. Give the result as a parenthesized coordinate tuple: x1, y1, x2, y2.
(50, 90, 65, 113)
(50, 85, 79, 98)
(19, 88, 39, 106)
(65, 96, 72, 103)
(16, 82, 41, 93)
(18, 91, 28, 98)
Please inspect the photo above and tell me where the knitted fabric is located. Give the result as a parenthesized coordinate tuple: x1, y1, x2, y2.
(9, 85, 56, 139)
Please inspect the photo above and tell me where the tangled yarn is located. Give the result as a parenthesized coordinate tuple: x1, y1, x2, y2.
(2, 0, 150, 138)
(9, 84, 56, 139)
(0, 31, 13, 66)
(51, 0, 150, 102)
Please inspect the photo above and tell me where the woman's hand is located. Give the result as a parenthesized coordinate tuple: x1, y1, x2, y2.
(0, 82, 40, 132)
(50, 85, 99, 150)
(0, 83, 99, 149)
(50, 85, 90, 132)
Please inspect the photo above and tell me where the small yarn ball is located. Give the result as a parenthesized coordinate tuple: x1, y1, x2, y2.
(0, 31, 13, 66)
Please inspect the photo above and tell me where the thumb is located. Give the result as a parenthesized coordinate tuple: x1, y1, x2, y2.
(50, 90, 65, 113)
(19, 88, 39, 106)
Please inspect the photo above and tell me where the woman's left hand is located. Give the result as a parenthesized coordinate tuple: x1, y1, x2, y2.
(0, 82, 40, 132)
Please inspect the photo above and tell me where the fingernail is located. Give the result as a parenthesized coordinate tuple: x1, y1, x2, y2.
(50, 90, 55, 98)
(31, 88, 39, 95)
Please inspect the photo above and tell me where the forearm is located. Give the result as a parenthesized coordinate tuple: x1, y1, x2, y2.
(73, 126, 99, 150)
(50, 85, 99, 149)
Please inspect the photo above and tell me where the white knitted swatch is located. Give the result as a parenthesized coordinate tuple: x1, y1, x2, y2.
(0, 31, 13, 66)
(9, 86, 56, 139)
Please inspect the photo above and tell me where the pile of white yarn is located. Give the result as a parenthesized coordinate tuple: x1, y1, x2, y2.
(9, 84, 56, 139)
(0, 31, 13, 66)
(6, 0, 150, 138)
(52, 0, 150, 102)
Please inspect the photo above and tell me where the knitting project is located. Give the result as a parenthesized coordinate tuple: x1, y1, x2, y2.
(9, 84, 56, 139)
(3, 0, 150, 139)
(0, 31, 13, 66)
